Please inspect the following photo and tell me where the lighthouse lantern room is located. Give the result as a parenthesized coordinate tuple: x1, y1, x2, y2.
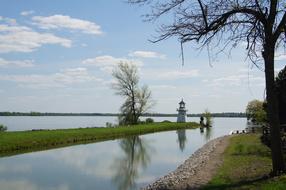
(177, 99, 187, 122)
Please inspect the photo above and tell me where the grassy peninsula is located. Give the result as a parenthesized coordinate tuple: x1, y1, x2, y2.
(0, 121, 199, 157)
(204, 134, 286, 190)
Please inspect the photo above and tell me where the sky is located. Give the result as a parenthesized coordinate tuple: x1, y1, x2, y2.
(0, 0, 285, 114)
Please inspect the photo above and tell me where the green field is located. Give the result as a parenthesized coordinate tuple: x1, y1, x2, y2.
(203, 134, 286, 190)
(0, 122, 199, 157)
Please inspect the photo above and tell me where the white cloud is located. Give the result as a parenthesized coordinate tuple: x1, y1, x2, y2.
(81, 43, 87, 47)
(0, 23, 71, 53)
(210, 74, 264, 87)
(202, 79, 209, 83)
(0, 17, 17, 25)
(212, 75, 244, 86)
(156, 69, 199, 79)
(141, 69, 200, 81)
(82, 55, 143, 73)
(0, 67, 102, 89)
(275, 54, 286, 61)
(275, 67, 285, 73)
(129, 50, 166, 59)
(150, 85, 177, 90)
(20, 10, 34, 16)
(83, 55, 123, 66)
(32, 14, 102, 35)
(0, 58, 34, 67)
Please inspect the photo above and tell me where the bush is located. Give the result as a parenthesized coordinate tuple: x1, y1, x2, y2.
(246, 99, 267, 124)
(203, 109, 213, 127)
(105, 122, 117, 128)
(161, 120, 171, 123)
(0, 124, 7, 132)
(145, 118, 154, 123)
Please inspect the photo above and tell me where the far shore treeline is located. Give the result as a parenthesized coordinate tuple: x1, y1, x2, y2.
(0, 112, 246, 117)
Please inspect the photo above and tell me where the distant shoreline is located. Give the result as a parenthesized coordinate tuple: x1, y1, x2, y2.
(0, 112, 246, 117)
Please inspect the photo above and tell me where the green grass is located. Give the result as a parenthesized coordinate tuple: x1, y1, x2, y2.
(203, 134, 286, 190)
(0, 122, 199, 157)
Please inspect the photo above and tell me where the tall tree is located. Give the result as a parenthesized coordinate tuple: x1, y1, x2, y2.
(112, 62, 153, 125)
(276, 66, 286, 126)
(129, 0, 286, 174)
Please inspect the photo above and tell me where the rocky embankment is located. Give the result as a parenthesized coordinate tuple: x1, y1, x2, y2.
(143, 135, 231, 190)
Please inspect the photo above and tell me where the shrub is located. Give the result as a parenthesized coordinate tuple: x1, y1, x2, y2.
(145, 118, 154, 123)
(105, 122, 117, 128)
(203, 109, 213, 127)
(0, 124, 7, 132)
(161, 120, 171, 123)
(246, 99, 267, 124)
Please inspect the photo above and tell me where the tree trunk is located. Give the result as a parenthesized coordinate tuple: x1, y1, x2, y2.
(131, 90, 137, 124)
(263, 44, 285, 175)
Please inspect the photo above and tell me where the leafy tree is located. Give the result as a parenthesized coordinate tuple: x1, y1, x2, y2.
(0, 124, 7, 132)
(203, 109, 213, 127)
(112, 62, 153, 125)
(130, 0, 286, 174)
(145, 117, 154, 123)
(246, 99, 267, 124)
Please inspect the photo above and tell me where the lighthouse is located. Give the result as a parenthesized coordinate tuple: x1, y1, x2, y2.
(177, 99, 187, 122)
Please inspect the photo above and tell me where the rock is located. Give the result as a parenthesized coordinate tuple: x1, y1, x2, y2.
(141, 136, 229, 190)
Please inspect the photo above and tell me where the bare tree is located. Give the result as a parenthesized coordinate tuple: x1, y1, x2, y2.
(276, 66, 286, 126)
(112, 62, 153, 125)
(129, 0, 286, 174)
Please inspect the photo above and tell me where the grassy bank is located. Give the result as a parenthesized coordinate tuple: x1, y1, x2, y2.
(0, 122, 199, 157)
(203, 134, 286, 190)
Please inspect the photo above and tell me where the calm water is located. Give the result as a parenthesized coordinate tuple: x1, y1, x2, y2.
(0, 117, 247, 190)
(0, 116, 195, 131)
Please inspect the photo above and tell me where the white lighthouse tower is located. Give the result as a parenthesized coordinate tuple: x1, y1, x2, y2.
(177, 99, 187, 122)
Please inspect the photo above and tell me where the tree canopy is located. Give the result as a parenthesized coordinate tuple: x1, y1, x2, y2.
(129, 0, 286, 61)
(129, 0, 286, 174)
(246, 99, 267, 124)
(112, 62, 153, 125)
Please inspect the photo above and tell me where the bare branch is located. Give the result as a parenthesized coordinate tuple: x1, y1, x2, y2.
(274, 12, 286, 41)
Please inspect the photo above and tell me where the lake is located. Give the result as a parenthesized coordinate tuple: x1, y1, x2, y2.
(0, 116, 194, 131)
(0, 117, 247, 190)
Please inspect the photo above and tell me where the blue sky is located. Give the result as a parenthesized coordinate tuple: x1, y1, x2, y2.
(0, 0, 285, 113)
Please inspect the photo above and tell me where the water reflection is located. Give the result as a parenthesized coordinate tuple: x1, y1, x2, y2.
(204, 127, 212, 141)
(0, 118, 247, 190)
(199, 126, 213, 142)
(176, 130, 187, 151)
(112, 136, 153, 190)
(0, 179, 69, 190)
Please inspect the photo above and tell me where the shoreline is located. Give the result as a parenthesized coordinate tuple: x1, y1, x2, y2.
(0, 122, 199, 157)
(143, 135, 231, 190)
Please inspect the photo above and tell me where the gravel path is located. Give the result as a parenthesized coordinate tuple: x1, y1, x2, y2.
(142, 135, 231, 190)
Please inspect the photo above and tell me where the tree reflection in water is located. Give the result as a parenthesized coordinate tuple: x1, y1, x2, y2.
(112, 136, 152, 190)
(204, 127, 212, 141)
(176, 129, 187, 152)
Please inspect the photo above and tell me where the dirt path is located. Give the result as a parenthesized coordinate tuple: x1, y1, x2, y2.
(142, 135, 231, 190)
